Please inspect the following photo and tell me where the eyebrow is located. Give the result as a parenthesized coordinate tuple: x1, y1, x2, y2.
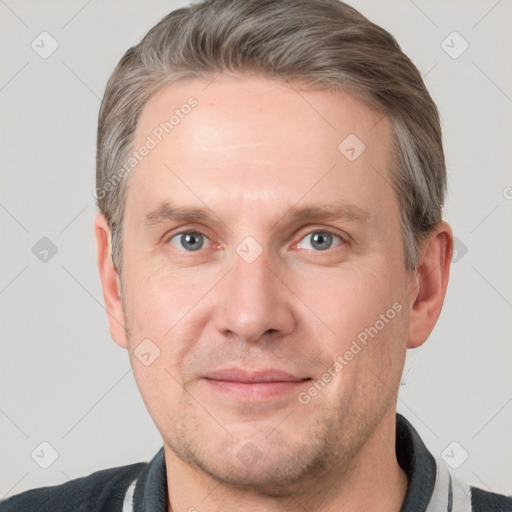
(281, 203, 370, 227)
(143, 201, 371, 230)
(144, 202, 211, 228)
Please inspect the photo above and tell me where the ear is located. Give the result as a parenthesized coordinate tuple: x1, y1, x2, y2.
(94, 213, 128, 349)
(407, 221, 453, 349)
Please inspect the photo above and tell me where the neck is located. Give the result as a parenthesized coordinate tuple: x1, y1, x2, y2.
(164, 412, 408, 512)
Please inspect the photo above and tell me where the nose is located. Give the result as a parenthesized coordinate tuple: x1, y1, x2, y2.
(212, 248, 296, 344)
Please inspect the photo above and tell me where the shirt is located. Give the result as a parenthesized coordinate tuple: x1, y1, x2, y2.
(1, 414, 511, 511)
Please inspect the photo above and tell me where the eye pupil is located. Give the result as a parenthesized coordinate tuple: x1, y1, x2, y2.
(311, 232, 332, 250)
(181, 232, 204, 251)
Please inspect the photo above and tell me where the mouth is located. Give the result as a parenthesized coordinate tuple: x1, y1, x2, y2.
(202, 368, 312, 401)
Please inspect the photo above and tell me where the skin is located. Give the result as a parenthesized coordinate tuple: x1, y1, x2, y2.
(95, 74, 453, 511)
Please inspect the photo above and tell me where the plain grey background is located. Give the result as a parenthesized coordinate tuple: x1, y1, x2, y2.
(1, 0, 511, 499)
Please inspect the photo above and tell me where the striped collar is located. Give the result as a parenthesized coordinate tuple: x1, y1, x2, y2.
(396, 414, 471, 511)
(123, 414, 470, 511)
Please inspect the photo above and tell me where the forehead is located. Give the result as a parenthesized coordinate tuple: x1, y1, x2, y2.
(126, 74, 396, 228)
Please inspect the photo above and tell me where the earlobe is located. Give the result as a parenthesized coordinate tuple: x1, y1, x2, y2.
(94, 213, 128, 349)
(407, 222, 453, 349)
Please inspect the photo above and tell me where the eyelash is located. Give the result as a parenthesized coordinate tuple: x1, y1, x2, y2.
(166, 228, 346, 254)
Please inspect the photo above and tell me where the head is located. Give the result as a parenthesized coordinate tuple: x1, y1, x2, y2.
(95, 0, 452, 494)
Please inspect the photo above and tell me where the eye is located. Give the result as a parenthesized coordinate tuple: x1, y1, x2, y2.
(297, 230, 344, 251)
(169, 231, 211, 252)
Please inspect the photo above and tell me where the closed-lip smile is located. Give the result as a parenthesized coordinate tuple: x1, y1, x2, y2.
(202, 368, 311, 400)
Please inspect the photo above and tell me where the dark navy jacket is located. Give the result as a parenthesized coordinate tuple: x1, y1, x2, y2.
(1, 415, 511, 511)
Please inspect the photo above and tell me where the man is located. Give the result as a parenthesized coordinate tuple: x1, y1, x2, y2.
(2, 0, 510, 511)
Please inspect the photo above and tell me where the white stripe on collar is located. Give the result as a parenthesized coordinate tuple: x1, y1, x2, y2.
(122, 479, 137, 512)
(426, 459, 471, 511)
(121, 459, 474, 512)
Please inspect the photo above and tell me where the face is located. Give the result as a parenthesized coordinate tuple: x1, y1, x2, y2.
(110, 75, 416, 489)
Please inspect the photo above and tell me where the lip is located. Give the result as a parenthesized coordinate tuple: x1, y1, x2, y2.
(202, 368, 311, 401)
(204, 368, 307, 383)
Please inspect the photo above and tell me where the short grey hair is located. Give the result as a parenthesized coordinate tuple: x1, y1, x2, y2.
(96, 0, 445, 271)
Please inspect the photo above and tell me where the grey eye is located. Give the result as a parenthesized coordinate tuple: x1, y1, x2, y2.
(169, 232, 210, 251)
(298, 231, 342, 251)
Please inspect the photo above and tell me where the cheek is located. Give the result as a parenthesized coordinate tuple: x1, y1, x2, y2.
(295, 264, 403, 342)
(129, 350, 187, 440)
(303, 271, 408, 408)
(121, 253, 204, 338)
(120, 258, 222, 385)
(293, 263, 409, 388)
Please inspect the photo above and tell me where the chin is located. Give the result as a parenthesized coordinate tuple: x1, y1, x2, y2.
(166, 417, 341, 494)
(194, 446, 328, 495)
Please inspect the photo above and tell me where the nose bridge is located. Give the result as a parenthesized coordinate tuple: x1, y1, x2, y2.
(214, 245, 295, 342)
(231, 250, 271, 309)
